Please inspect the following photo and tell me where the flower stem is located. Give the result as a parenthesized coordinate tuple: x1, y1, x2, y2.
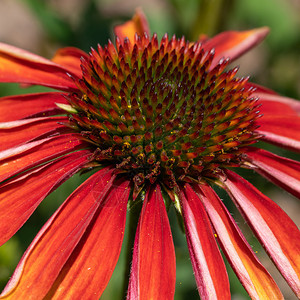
(121, 200, 142, 299)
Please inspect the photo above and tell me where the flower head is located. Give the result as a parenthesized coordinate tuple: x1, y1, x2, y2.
(0, 9, 299, 300)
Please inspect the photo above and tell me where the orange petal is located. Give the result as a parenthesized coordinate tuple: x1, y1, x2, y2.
(179, 184, 231, 299)
(52, 47, 88, 78)
(44, 178, 130, 299)
(194, 183, 283, 299)
(114, 9, 150, 43)
(0, 168, 115, 299)
(223, 170, 300, 297)
(0, 43, 78, 91)
(127, 185, 176, 300)
(202, 27, 269, 69)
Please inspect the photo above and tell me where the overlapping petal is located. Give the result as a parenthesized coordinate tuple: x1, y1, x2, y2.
(45, 178, 130, 300)
(0, 43, 77, 91)
(194, 183, 283, 299)
(0, 92, 68, 122)
(179, 184, 230, 299)
(223, 170, 300, 297)
(202, 27, 269, 69)
(51, 47, 88, 77)
(0, 167, 115, 299)
(0, 117, 69, 151)
(0, 150, 92, 246)
(127, 185, 176, 300)
(256, 116, 300, 152)
(114, 9, 150, 43)
(246, 147, 300, 199)
(0, 133, 87, 183)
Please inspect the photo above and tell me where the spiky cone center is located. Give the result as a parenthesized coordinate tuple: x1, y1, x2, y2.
(67, 33, 261, 190)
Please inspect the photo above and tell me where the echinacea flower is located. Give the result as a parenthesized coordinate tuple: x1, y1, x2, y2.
(0, 9, 299, 300)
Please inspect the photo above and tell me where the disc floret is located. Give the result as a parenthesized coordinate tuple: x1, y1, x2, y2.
(66, 33, 261, 189)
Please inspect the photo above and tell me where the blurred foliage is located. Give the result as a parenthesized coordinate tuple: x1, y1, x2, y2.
(0, 0, 299, 299)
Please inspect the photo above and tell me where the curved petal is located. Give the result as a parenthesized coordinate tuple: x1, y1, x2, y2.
(194, 183, 283, 299)
(0, 167, 115, 299)
(127, 185, 176, 300)
(0, 43, 78, 91)
(0, 117, 68, 151)
(246, 147, 300, 199)
(256, 116, 300, 152)
(114, 8, 150, 43)
(179, 184, 230, 299)
(0, 150, 92, 246)
(45, 178, 130, 300)
(52, 47, 88, 77)
(246, 82, 277, 95)
(0, 133, 87, 183)
(202, 27, 269, 69)
(0, 92, 68, 122)
(223, 170, 300, 297)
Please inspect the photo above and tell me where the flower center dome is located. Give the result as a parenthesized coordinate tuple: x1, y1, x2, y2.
(67, 34, 261, 189)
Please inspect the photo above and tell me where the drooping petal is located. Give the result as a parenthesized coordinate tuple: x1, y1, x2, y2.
(0, 133, 87, 183)
(0, 117, 69, 151)
(51, 47, 88, 77)
(0, 92, 68, 122)
(114, 9, 150, 43)
(179, 184, 230, 299)
(0, 167, 115, 299)
(246, 147, 300, 199)
(0, 150, 92, 246)
(223, 170, 300, 297)
(256, 116, 300, 152)
(45, 178, 130, 300)
(202, 27, 269, 69)
(0, 43, 78, 91)
(127, 185, 176, 300)
(194, 183, 283, 299)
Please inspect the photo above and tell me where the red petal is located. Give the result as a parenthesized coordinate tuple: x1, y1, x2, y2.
(258, 93, 300, 115)
(246, 82, 277, 95)
(202, 27, 269, 68)
(127, 185, 176, 300)
(0, 133, 87, 183)
(223, 170, 300, 297)
(0, 92, 68, 122)
(0, 167, 116, 299)
(256, 116, 300, 152)
(246, 147, 300, 199)
(51, 47, 88, 77)
(258, 97, 299, 117)
(114, 9, 150, 43)
(194, 183, 283, 299)
(0, 117, 68, 151)
(179, 184, 230, 299)
(0, 150, 92, 246)
(0, 43, 78, 91)
(45, 178, 130, 299)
